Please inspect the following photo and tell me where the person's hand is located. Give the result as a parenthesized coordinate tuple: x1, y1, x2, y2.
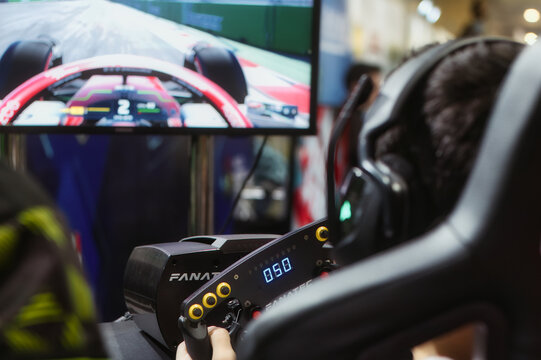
(176, 326, 236, 360)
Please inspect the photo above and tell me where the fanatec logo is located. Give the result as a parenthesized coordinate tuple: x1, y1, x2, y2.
(169, 272, 220, 282)
(264, 279, 313, 310)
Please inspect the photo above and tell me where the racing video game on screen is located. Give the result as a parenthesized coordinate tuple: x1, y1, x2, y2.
(0, 0, 316, 133)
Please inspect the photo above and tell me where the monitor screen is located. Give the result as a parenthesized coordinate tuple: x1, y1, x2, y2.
(0, 0, 320, 135)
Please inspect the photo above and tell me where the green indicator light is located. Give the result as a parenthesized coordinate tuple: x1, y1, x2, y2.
(339, 200, 352, 222)
(138, 108, 161, 114)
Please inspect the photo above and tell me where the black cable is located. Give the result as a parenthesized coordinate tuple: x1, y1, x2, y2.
(326, 74, 373, 243)
(219, 136, 269, 234)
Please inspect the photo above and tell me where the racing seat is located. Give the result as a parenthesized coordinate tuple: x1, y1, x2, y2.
(236, 40, 541, 360)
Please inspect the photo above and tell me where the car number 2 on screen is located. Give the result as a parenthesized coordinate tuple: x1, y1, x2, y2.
(263, 257, 292, 284)
(118, 99, 130, 115)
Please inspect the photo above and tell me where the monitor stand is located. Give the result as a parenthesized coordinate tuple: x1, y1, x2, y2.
(99, 319, 174, 360)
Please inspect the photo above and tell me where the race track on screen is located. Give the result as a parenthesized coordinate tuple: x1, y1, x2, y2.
(0, 0, 311, 129)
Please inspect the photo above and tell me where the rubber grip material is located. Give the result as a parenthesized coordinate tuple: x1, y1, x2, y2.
(179, 316, 212, 360)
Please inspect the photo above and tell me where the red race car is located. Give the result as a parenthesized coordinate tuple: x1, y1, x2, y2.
(0, 53, 252, 130)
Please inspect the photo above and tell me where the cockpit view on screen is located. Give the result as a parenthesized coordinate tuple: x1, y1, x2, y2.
(0, 0, 317, 134)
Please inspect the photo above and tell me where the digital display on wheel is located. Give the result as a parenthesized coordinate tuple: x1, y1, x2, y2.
(262, 257, 293, 284)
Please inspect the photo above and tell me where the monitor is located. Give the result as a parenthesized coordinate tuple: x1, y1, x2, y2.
(0, 0, 320, 135)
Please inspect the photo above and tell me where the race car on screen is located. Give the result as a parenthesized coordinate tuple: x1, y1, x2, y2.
(0, 39, 304, 129)
(0, 53, 253, 129)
